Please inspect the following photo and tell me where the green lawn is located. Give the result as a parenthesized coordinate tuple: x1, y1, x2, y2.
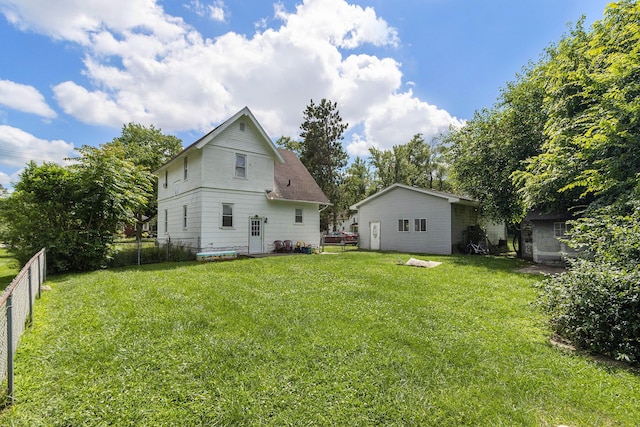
(2, 252, 639, 426)
(0, 248, 19, 291)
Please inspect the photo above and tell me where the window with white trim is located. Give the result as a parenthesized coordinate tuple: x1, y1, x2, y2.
(414, 218, 427, 232)
(222, 203, 233, 228)
(235, 153, 247, 178)
(163, 170, 168, 188)
(295, 208, 303, 224)
(183, 157, 188, 180)
(164, 209, 168, 233)
(183, 205, 188, 229)
(554, 222, 568, 238)
(398, 219, 409, 232)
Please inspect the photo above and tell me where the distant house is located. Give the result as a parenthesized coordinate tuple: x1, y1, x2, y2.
(154, 107, 330, 254)
(520, 209, 577, 266)
(327, 210, 359, 233)
(350, 183, 486, 254)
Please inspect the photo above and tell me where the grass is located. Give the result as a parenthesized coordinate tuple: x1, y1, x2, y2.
(1, 252, 639, 425)
(0, 248, 20, 291)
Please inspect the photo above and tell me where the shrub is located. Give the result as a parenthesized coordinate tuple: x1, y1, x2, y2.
(538, 201, 640, 363)
(538, 259, 640, 363)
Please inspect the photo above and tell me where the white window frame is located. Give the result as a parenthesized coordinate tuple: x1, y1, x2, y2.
(163, 170, 168, 188)
(398, 219, 410, 232)
(295, 208, 303, 224)
(222, 203, 234, 228)
(183, 157, 188, 180)
(414, 218, 427, 232)
(235, 153, 247, 178)
(164, 209, 168, 233)
(183, 205, 188, 229)
(554, 221, 567, 238)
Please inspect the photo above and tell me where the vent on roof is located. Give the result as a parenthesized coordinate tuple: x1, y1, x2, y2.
(239, 122, 245, 131)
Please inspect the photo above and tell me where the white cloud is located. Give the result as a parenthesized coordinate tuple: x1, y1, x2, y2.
(0, 125, 75, 169)
(186, 0, 227, 22)
(0, 0, 186, 44)
(208, 1, 226, 22)
(0, 79, 57, 118)
(351, 90, 464, 155)
(0, 0, 461, 155)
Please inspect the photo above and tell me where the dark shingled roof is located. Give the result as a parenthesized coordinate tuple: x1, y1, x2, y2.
(267, 149, 330, 205)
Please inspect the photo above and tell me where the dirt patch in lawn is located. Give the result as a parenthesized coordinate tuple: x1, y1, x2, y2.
(517, 264, 566, 276)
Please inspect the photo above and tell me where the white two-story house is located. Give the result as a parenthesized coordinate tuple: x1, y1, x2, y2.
(155, 107, 330, 255)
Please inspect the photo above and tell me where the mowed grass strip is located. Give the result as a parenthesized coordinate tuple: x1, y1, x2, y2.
(0, 248, 20, 290)
(2, 252, 639, 426)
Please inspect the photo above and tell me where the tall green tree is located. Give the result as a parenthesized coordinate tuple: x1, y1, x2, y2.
(445, 60, 548, 224)
(369, 134, 447, 192)
(275, 136, 302, 156)
(0, 146, 152, 272)
(515, 0, 640, 211)
(299, 99, 348, 230)
(339, 157, 373, 212)
(104, 123, 182, 237)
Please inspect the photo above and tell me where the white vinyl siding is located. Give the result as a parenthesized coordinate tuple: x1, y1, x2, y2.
(357, 186, 460, 254)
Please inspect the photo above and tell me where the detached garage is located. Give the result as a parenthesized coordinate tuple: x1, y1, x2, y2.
(350, 184, 480, 254)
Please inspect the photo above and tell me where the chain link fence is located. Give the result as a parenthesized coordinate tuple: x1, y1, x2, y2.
(0, 248, 46, 405)
(110, 238, 197, 267)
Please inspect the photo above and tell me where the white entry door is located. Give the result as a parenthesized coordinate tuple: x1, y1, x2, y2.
(370, 221, 380, 250)
(249, 218, 263, 254)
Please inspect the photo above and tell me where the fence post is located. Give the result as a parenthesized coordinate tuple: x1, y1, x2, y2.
(28, 266, 33, 326)
(37, 253, 41, 299)
(6, 294, 14, 403)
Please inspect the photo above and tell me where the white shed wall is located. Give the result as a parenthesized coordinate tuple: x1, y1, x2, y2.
(358, 187, 453, 254)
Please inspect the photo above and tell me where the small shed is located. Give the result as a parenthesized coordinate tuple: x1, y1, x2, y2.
(350, 183, 480, 254)
(520, 209, 577, 266)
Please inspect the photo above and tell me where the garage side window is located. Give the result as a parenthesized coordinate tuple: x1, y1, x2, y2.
(398, 219, 409, 232)
(414, 218, 427, 232)
(222, 203, 233, 228)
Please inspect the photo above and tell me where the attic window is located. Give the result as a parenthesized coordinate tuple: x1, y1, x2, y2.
(183, 157, 188, 180)
(239, 122, 245, 131)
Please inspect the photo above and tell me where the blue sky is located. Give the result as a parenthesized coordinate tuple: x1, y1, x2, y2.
(0, 0, 612, 189)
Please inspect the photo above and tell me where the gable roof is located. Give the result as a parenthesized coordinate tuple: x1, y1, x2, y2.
(155, 106, 284, 173)
(267, 149, 331, 205)
(350, 183, 477, 210)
